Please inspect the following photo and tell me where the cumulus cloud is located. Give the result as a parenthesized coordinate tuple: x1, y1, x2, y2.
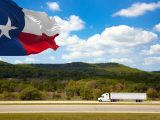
(109, 48, 132, 54)
(61, 25, 157, 60)
(144, 57, 160, 65)
(100, 25, 157, 47)
(109, 58, 133, 64)
(55, 15, 85, 32)
(55, 15, 85, 46)
(142, 44, 160, 55)
(49, 56, 56, 60)
(113, 1, 160, 17)
(15, 60, 23, 64)
(56, 33, 81, 46)
(88, 58, 106, 63)
(24, 57, 35, 63)
(62, 51, 104, 60)
(66, 25, 157, 48)
(46, 2, 60, 11)
(154, 23, 160, 32)
(15, 57, 36, 64)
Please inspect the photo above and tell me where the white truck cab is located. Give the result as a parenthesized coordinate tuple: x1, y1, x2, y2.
(98, 93, 110, 102)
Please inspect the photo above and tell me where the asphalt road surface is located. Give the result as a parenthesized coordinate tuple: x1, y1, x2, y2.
(0, 101, 160, 104)
(0, 105, 160, 113)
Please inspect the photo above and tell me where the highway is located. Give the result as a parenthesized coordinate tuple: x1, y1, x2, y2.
(0, 101, 160, 104)
(0, 104, 160, 113)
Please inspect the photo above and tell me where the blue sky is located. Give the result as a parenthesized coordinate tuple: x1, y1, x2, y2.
(1, 0, 160, 71)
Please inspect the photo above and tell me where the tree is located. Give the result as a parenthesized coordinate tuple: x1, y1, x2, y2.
(80, 87, 93, 100)
(87, 80, 97, 89)
(52, 92, 61, 99)
(92, 89, 102, 100)
(66, 81, 81, 97)
(0, 81, 16, 93)
(113, 83, 126, 92)
(147, 88, 158, 99)
(2, 92, 18, 100)
(20, 87, 42, 100)
(133, 83, 147, 92)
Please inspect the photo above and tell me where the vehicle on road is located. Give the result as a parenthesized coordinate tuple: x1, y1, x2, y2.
(98, 93, 147, 102)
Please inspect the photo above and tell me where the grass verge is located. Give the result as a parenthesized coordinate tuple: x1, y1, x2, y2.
(0, 113, 160, 120)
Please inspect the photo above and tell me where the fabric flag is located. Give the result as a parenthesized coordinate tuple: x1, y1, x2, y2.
(0, 0, 59, 56)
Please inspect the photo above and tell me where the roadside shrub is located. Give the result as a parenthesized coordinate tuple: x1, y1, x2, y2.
(92, 89, 102, 100)
(80, 87, 93, 100)
(66, 96, 71, 100)
(52, 92, 61, 99)
(0, 94, 3, 100)
(20, 87, 42, 100)
(2, 92, 18, 100)
(147, 88, 158, 99)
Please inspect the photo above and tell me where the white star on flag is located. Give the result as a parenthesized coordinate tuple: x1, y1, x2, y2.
(0, 17, 17, 39)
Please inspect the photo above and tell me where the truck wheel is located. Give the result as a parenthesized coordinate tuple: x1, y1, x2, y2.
(136, 100, 143, 102)
(99, 100, 102, 102)
(111, 99, 116, 102)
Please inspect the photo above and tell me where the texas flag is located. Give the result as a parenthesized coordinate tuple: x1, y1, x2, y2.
(0, 0, 59, 56)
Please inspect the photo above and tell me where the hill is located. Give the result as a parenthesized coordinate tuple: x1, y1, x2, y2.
(31, 62, 140, 72)
(0, 61, 160, 82)
(0, 61, 160, 100)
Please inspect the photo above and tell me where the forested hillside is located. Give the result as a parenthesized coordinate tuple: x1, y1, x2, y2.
(0, 61, 160, 81)
(0, 61, 160, 100)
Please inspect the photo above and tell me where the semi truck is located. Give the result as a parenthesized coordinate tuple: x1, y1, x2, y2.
(98, 93, 147, 102)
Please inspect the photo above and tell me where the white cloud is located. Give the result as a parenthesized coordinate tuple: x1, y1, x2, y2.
(15, 60, 23, 64)
(62, 50, 104, 60)
(61, 25, 157, 60)
(101, 25, 157, 47)
(54, 15, 85, 32)
(91, 58, 106, 63)
(15, 57, 36, 64)
(54, 15, 85, 46)
(109, 48, 132, 54)
(49, 56, 56, 60)
(61, 34, 104, 60)
(24, 57, 35, 63)
(114, 1, 160, 17)
(142, 44, 160, 55)
(55, 15, 85, 46)
(154, 23, 160, 32)
(144, 57, 160, 65)
(46, 2, 60, 11)
(56, 33, 80, 46)
(109, 58, 133, 64)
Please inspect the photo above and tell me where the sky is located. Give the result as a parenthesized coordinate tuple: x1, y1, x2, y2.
(0, 0, 160, 71)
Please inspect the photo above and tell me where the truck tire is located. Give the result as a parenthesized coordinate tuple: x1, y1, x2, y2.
(136, 100, 143, 102)
(111, 99, 116, 102)
(99, 100, 102, 102)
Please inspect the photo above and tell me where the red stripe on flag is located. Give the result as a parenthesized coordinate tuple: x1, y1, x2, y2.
(18, 32, 59, 55)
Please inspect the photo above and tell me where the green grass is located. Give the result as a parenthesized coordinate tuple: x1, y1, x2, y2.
(0, 113, 160, 120)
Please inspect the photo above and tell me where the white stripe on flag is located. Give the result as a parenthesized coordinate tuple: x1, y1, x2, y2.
(22, 9, 59, 36)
